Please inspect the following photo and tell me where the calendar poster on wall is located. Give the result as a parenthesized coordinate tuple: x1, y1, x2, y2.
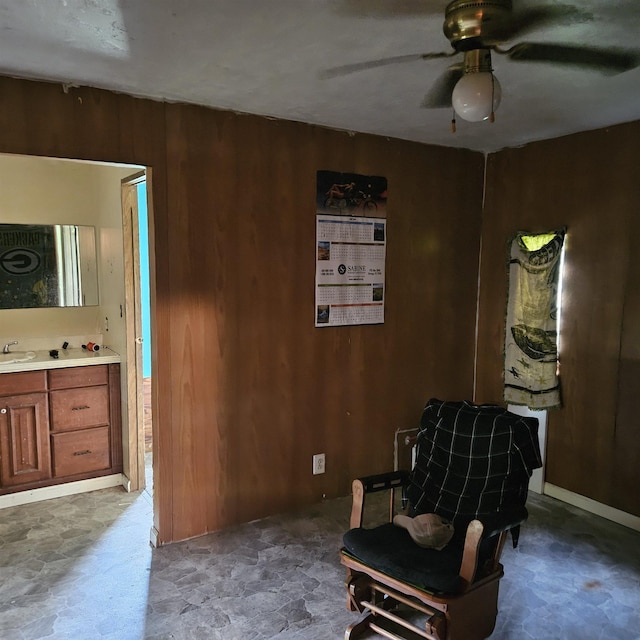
(315, 170, 387, 328)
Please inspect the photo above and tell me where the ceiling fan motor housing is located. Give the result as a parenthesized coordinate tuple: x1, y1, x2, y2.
(444, 0, 513, 50)
(462, 48, 494, 73)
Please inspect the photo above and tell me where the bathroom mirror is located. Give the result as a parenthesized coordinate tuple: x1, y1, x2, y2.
(0, 223, 99, 309)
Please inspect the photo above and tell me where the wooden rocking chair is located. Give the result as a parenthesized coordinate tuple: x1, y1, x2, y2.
(340, 399, 542, 640)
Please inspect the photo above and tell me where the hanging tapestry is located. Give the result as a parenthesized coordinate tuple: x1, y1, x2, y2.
(504, 229, 566, 409)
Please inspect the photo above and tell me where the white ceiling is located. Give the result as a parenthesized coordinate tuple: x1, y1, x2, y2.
(1, 0, 639, 153)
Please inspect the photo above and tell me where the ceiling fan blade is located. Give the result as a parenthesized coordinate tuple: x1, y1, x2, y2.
(508, 5, 595, 40)
(500, 43, 640, 74)
(421, 64, 464, 109)
(333, 0, 439, 18)
(320, 51, 454, 79)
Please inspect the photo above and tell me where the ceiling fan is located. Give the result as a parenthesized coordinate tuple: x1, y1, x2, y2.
(322, 0, 640, 125)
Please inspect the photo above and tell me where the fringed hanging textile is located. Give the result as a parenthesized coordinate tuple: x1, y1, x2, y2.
(504, 229, 566, 409)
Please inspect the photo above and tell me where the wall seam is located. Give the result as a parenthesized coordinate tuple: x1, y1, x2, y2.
(472, 153, 488, 402)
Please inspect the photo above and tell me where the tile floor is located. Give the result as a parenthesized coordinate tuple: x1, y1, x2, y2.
(1, 483, 639, 640)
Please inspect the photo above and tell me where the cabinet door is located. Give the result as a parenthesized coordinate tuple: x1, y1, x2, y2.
(0, 392, 51, 487)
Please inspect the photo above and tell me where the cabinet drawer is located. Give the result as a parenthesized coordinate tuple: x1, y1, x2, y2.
(0, 370, 47, 396)
(50, 386, 109, 432)
(51, 426, 110, 477)
(48, 365, 108, 390)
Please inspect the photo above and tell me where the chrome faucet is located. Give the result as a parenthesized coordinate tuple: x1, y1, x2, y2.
(2, 341, 18, 354)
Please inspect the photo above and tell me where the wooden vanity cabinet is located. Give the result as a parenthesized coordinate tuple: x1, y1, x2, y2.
(0, 364, 122, 495)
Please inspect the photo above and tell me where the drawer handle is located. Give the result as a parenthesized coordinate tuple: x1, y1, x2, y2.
(1, 408, 6, 414)
(71, 405, 91, 411)
(73, 450, 92, 456)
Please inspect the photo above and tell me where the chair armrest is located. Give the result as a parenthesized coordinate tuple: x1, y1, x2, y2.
(478, 506, 528, 542)
(354, 470, 411, 494)
(458, 506, 529, 588)
(350, 470, 411, 529)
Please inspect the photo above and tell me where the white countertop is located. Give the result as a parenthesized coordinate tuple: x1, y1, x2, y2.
(0, 347, 120, 374)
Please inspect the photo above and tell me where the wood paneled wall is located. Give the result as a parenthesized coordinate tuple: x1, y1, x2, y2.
(1, 76, 484, 542)
(477, 121, 640, 517)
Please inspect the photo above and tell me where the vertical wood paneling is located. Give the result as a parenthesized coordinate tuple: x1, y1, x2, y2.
(158, 103, 484, 538)
(5, 72, 638, 531)
(1, 75, 484, 542)
(478, 122, 640, 516)
(163, 103, 227, 539)
(612, 184, 640, 514)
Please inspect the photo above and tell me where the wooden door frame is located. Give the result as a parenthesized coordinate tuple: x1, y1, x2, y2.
(121, 170, 147, 492)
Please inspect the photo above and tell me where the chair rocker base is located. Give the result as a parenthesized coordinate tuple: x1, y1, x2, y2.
(341, 551, 502, 640)
(345, 588, 447, 640)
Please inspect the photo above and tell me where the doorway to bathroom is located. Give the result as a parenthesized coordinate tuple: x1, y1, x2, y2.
(0, 153, 152, 512)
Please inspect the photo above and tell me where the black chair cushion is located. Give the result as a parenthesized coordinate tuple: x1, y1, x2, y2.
(343, 523, 465, 595)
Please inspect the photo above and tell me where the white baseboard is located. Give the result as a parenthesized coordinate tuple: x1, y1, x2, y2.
(544, 483, 640, 532)
(0, 474, 125, 510)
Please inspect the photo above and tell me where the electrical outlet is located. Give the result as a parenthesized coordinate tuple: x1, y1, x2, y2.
(312, 453, 326, 475)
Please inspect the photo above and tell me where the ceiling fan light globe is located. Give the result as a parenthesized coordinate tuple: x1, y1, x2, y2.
(452, 72, 502, 122)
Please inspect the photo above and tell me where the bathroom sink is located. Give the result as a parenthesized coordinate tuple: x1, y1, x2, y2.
(0, 351, 37, 365)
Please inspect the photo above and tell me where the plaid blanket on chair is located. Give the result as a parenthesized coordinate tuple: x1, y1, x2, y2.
(406, 399, 542, 528)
